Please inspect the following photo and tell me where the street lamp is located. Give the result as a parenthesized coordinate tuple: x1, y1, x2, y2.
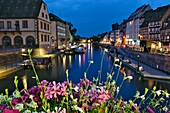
(137, 55, 140, 71)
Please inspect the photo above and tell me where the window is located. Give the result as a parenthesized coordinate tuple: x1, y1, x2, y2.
(48, 35, 49, 42)
(22, 20, 28, 28)
(44, 4, 46, 10)
(41, 34, 43, 42)
(0, 21, 4, 29)
(42, 12, 44, 18)
(7, 21, 11, 29)
(15, 21, 20, 31)
(44, 35, 47, 42)
(47, 24, 49, 30)
(41, 22, 43, 29)
(44, 23, 46, 30)
(46, 14, 48, 19)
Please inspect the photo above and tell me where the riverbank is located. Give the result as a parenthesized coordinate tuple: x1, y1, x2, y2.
(0, 64, 22, 79)
(110, 46, 170, 80)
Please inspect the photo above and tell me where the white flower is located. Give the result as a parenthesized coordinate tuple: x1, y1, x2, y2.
(124, 76, 133, 80)
(71, 105, 84, 113)
(27, 101, 38, 108)
(155, 90, 162, 96)
(111, 81, 116, 86)
(162, 106, 168, 112)
(73, 86, 79, 92)
(15, 103, 23, 111)
(23, 110, 31, 113)
(107, 73, 112, 79)
(12, 90, 21, 98)
(134, 91, 140, 98)
(104, 48, 108, 52)
(160, 97, 165, 102)
(117, 87, 120, 93)
(163, 90, 170, 98)
(0, 94, 6, 104)
(140, 95, 145, 100)
(55, 107, 66, 113)
(29, 95, 34, 100)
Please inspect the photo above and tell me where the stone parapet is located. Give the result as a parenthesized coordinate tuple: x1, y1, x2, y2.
(123, 48, 170, 74)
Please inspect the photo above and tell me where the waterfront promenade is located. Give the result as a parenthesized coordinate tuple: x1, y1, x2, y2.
(0, 62, 22, 79)
(116, 47, 170, 80)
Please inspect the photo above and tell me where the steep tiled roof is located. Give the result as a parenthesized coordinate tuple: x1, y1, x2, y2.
(128, 4, 151, 21)
(140, 4, 170, 27)
(49, 13, 66, 24)
(140, 9, 153, 27)
(0, 0, 43, 19)
(149, 5, 170, 22)
(161, 16, 170, 29)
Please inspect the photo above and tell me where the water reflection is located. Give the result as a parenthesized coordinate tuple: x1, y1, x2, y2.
(0, 43, 169, 100)
(22, 75, 27, 89)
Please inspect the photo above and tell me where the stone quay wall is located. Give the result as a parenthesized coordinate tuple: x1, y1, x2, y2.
(122, 48, 170, 74)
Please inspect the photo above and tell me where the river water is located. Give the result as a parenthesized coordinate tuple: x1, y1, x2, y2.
(0, 43, 170, 101)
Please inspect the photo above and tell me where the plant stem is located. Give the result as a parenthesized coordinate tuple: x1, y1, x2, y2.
(28, 51, 40, 85)
(98, 50, 105, 84)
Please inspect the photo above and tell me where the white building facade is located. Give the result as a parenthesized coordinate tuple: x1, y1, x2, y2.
(0, 0, 51, 54)
(126, 4, 151, 47)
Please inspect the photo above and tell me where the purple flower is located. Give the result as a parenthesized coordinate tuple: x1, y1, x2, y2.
(146, 106, 155, 113)
(45, 86, 53, 99)
(40, 80, 49, 86)
(2, 109, 19, 113)
(12, 98, 22, 106)
(0, 104, 7, 110)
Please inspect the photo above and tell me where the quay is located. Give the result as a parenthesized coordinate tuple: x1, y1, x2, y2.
(0, 63, 22, 79)
(113, 47, 170, 80)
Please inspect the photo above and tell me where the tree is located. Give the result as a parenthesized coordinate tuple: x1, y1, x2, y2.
(67, 22, 77, 42)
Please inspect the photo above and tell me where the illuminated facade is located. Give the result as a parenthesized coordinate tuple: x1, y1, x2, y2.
(126, 4, 151, 46)
(49, 13, 70, 49)
(0, 0, 51, 53)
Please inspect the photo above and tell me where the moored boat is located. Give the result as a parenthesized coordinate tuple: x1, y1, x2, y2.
(74, 46, 86, 54)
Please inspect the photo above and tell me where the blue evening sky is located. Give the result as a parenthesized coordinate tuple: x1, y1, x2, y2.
(44, 0, 170, 37)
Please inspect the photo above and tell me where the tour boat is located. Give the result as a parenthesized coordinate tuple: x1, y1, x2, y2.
(74, 46, 86, 54)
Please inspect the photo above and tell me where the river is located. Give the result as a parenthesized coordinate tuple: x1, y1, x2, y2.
(0, 43, 170, 101)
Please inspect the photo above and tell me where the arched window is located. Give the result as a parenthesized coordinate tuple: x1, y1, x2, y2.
(2, 36, 11, 48)
(14, 36, 23, 48)
(26, 36, 36, 48)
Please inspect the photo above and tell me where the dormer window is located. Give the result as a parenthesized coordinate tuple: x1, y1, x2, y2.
(44, 4, 46, 10)
(42, 12, 44, 18)
(46, 14, 48, 19)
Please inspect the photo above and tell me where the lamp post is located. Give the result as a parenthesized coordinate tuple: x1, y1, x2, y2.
(137, 55, 140, 71)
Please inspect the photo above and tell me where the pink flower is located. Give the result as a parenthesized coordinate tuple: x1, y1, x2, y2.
(40, 80, 49, 86)
(45, 86, 53, 99)
(2, 109, 19, 113)
(82, 103, 88, 109)
(146, 106, 155, 113)
(0, 104, 6, 110)
(12, 98, 22, 106)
